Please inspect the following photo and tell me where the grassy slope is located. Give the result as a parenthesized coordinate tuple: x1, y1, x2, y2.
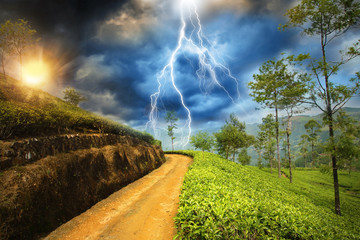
(0, 74, 155, 144)
(172, 151, 360, 239)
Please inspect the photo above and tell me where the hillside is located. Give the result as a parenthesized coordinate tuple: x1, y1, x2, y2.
(245, 108, 360, 165)
(0, 74, 156, 144)
(246, 108, 360, 140)
(172, 151, 360, 239)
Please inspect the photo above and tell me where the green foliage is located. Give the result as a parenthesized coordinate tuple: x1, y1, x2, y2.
(333, 111, 360, 173)
(190, 131, 215, 152)
(280, 0, 360, 215)
(302, 119, 322, 166)
(281, 0, 360, 37)
(249, 56, 310, 177)
(0, 75, 157, 144)
(320, 164, 332, 175)
(249, 55, 309, 111)
(0, 19, 37, 80)
(174, 151, 360, 239)
(238, 148, 251, 165)
(4, 19, 36, 55)
(256, 114, 276, 170)
(165, 111, 178, 150)
(214, 113, 254, 161)
(63, 87, 87, 106)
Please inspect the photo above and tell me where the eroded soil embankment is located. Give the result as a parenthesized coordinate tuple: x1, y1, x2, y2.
(44, 154, 193, 240)
(0, 142, 165, 240)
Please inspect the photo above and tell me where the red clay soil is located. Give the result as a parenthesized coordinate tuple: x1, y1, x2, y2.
(43, 154, 192, 240)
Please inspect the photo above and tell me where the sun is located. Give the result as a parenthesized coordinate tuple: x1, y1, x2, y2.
(23, 60, 49, 86)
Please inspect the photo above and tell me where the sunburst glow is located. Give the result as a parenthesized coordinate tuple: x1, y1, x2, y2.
(23, 60, 49, 86)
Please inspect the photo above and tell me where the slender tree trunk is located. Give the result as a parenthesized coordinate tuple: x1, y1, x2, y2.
(233, 149, 236, 162)
(225, 146, 229, 160)
(286, 118, 293, 183)
(171, 138, 174, 151)
(329, 116, 341, 215)
(287, 136, 292, 182)
(321, 32, 341, 215)
(275, 104, 281, 178)
(311, 142, 314, 166)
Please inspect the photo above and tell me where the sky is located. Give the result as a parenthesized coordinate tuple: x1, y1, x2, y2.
(1, 0, 359, 150)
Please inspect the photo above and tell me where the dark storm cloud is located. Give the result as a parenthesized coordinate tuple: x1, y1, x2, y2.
(0, 0, 130, 63)
(0, 0, 316, 142)
(205, 0, 294, 16)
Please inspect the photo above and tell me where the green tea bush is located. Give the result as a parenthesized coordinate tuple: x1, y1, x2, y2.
(320, 164, 332, 174)
(174, 151, 360, 239)
(0, 76, 157, 144)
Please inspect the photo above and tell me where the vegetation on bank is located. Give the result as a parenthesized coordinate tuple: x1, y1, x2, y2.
(172, 151, 360, 239)
(0, 74, 157, 144)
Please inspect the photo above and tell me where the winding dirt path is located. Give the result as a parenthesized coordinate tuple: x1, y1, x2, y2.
(44, 154, 192, 240)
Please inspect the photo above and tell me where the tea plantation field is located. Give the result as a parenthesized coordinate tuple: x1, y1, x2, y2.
(172, 151, 360, 239)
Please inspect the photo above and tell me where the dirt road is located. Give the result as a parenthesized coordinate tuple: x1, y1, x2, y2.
(44, 154, 192, 240)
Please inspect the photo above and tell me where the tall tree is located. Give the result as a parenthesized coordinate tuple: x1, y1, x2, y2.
(249, 59, 283, 177)
(63, 87, 87, 106)
(6, 19, 36, 81)
(257, 114, 276, 173)
(279, 55, 310, 183)
(214, 114, 254, 161)
(333, 110, 360, 175)
(165, 111, 178, 151)
(254, 134, 265, 168)
(238, 148, 251, 166)
(226, 114, 255, 161)
(249, 55, 308, 178)
(190, 130, 215, 152)
(281, 0, 360, 215)
(299, 134, 310, 168)
(304, 119, 321, 166)
(214, 124, 234, 159)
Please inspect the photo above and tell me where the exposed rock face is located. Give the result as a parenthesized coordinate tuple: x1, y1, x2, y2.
(0, 135, 165, 240)
(0, 134, 149, 171)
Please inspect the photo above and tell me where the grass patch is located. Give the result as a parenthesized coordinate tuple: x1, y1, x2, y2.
(0, 74, 156, 144)
(174, 151, 360, 239)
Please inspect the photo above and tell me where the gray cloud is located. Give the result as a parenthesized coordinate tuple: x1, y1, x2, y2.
(95, 0, 160, 45)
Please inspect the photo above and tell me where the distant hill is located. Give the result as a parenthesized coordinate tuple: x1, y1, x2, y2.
(245, 107, 360, 165)
(0, 74, 156, 144)
(246, 107, 360, 140)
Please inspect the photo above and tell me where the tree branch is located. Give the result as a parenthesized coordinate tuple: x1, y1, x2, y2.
(333, 98, 351, 114)
(311, 61, 326, 93)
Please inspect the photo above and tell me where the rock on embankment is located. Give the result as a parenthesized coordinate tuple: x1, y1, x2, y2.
(0, 134, 165, 240)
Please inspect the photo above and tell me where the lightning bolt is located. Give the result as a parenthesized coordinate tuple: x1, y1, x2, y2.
(146, 0, 240, 147)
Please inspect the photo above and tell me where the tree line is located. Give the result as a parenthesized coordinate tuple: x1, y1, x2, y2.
(165, 111, 255, 165)
(253, 0, 360, 216)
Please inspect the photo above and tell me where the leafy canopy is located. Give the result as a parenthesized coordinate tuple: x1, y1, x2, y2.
(190, 131, 215, 152)
(63, 87, 87, 106)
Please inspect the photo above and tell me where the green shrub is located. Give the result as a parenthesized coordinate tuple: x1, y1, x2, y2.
(174, 151, 360, 239)
(320, 164, 332, 174)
